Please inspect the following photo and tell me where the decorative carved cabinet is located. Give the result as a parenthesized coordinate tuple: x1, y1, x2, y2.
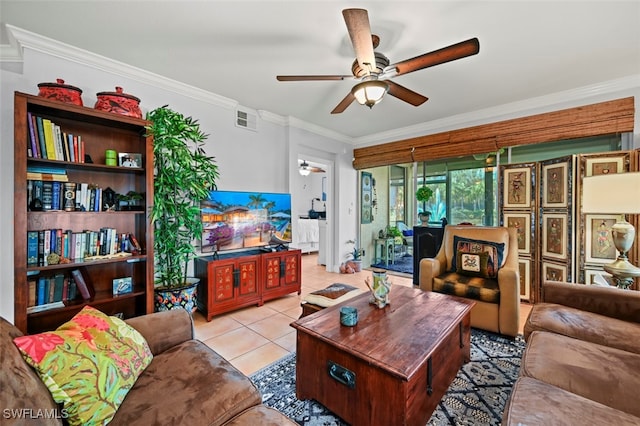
(195, 249, 301, 321)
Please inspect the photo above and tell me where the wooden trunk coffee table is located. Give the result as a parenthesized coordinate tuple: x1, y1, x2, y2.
(291, 285, 475, 426)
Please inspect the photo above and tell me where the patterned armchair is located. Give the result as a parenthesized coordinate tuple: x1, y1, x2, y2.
(419, 225, 520, 337)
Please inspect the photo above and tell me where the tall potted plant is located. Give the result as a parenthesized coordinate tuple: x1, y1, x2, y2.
(147, 105, 219, 312)
(416, 185, 434, 226)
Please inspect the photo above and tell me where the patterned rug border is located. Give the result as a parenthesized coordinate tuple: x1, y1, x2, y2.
(250, 328, 526, 425)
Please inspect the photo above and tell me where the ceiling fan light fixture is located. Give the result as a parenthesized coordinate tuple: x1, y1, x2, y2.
(299, 160, 311, 176)
(352, 80, 389, 108)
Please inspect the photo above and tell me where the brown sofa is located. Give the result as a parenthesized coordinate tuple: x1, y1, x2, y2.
(1, 309, 295, 425)
(419, 225, 520, 337)
(503, 281, 640, 425)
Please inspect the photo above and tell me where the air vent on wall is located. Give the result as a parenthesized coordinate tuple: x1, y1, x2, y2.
(235, 108, 257, 131)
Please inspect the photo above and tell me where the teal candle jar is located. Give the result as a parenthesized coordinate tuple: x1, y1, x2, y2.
(340, 306, 358, 327)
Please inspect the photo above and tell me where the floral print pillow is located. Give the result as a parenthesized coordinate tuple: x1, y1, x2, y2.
(13, 306, 153, 426)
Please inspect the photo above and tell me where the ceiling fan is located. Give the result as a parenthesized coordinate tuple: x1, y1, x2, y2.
(299, 160, 325, 176)
(277, 8, 479, 114)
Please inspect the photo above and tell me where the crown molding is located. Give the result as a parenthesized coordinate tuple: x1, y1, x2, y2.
(3, 25, 637, 148)
(1, 25, 238, 110)
(2, 24, 356, 143)
(258, 110, 354, 144)
(354, 74, 640, 147)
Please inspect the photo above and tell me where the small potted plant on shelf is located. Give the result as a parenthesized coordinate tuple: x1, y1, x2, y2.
(147, 105, 219, 313)
(416, 186, 434, 226)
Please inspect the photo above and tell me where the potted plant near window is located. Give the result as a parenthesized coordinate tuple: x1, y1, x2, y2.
(416, 186, 434, 226)
(147, 105, 219, 312)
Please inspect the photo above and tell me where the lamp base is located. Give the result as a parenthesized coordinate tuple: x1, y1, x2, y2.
(603, 258, 640, 290)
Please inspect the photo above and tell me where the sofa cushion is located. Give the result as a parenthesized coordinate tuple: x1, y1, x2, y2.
(456, 250, 490, 278)
(1, 317, 61, 425)
(433, 271, 500, 304)
(12, 306, 153, 426)
(503, 377, 640, 426)
(521, 331, 640, 417)
(110, 340, 263, 426)
(450, 236, 504, 278)
(524, 302, 640, 354)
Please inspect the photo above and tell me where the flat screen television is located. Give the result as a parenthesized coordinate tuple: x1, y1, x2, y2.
(200, 190, 292, 253)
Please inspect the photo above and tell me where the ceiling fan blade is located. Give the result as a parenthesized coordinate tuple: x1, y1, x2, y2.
(386, 81, 428, 106)
(277, 75, 351, 81)
(389, 37, 480, 77)
(342, 8, 377, 75)
(331, 92, 355, 114)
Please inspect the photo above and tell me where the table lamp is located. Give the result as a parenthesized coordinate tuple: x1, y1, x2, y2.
(582, 171, 640, 289)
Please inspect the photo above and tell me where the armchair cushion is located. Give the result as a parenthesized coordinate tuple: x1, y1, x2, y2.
(433, 271, 500, 304)
(451, 236, 505, 278)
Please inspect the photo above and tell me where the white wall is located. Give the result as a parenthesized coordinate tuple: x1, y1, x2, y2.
(0, 45, 354, 322)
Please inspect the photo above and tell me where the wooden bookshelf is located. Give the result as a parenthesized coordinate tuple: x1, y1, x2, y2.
(14, 92, 154, 334)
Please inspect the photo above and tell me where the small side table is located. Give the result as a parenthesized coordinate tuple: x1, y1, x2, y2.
(375, 237, 400, 267)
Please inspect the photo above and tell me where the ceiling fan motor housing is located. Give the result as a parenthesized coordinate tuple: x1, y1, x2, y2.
(351, 51, 390, 77)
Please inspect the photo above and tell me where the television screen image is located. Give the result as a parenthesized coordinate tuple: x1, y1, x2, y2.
(200, 191, 292, 252)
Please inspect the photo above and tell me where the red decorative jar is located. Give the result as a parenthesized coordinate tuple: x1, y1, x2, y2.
(94, 86, 142, 118)
(37, 79, 84, 106)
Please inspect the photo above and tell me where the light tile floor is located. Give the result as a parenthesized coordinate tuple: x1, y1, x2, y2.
(193, 253, 532, 376)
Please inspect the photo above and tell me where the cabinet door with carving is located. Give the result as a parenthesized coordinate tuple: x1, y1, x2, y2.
(212, 262, 235, 303)
(264, 256, 282, 290)
(237, 257, 259, 297)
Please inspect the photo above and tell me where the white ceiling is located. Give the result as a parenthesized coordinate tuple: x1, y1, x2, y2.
(1, 1, 639, 142)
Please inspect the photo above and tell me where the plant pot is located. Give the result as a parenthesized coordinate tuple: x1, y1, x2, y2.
(154, 277, 199, 313)
(419, 212, 431, 226)
(351, 260, 363, 272)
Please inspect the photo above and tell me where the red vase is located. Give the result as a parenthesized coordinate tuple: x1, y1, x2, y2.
(37, 78, 83, 106)
(94, 86, 142, 118)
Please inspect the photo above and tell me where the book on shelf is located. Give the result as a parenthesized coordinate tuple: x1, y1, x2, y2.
(27, 230, 38, 266)
(70, 269, 92, 300)
(66, 133, 75, 162)
(128, 233, 142, 254)
(37, 230, 45, 266)
(79, 135, 85, 163)
(41, 181, 53, 210)
(27, 301, 65, 314)
(27, 112, 40, 158)
(42, 118, 57, 160)
(52, 273, 65, 302)
(27, 165, 67, 174)
(28, 278, 37, 307)
(53, 124, 65, 161)
(35, 116, 47, 160)
(51, 181, 62, 210)
(26, 173, 69, 182)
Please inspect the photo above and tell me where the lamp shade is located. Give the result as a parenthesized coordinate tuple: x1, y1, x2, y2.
(351, 80, 389, 108)
(299, 160, 311, 176)
(581, 171, 640, 214)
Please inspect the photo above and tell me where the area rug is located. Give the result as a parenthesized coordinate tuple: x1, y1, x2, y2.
(371, 253, 414, 274)
(250, 328, 526, 425)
